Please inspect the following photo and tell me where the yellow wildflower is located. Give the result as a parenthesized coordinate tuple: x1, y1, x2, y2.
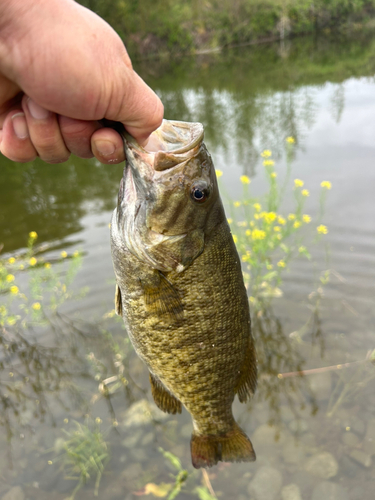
(253, 203, 261, 212)
(8, 257, 16, 264)
(317, 225, 328, 234)
(245, 229, 252, 236)
(29, 257, 37, 266)
(95, 417, 102, 424)
(73, 251, 80, 258)
(6, 275, 15, 283)
(252, 229, 266, 240)
(293, 221, 301, 228)
(303, 214, 311, 223)
(299, 246, 307, 253)
(7, 317, 17, 326)
(10, 286, 19, 295)
(233, 201, 241, 208)
(276, 234, 282, 240)
(277, 216, 286, 225)
(266, 264, 273, 270)
(250, 221, 255, 227)
(254, 214, 260, 220)
(263, 160, 275, 167)
(270, 172, 277, 178)
(277, 260, 286, 268)
(64, 418, 69, 424)
(61, 251, 68, 258)
(18, 264, 24, 270)
(261, 149, 272, 158)
(264, 212, 277, 223)
(288, 213, 296, 220)
(44, 263, 51, 269)
(32, 302, 41, 311)
(294, 179, 304, 188)
(240, 175, 251, 184)
(232, 235, 238, 243)
(286, 136, 295, 144)
(215, 169, 223, 178)
(249, 296, 255, 303)
(274, 226, 281, 232)
(29, 231, 38, 239)
(301, 189, 310, 197)
(227, 218, 233, 224)
(321, 181, 332, 189)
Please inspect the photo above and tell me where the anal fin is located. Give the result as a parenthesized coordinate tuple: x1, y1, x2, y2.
(115, 284, 122, 316)
(235, 336, 257, 403)
(149, 373, 182, 414)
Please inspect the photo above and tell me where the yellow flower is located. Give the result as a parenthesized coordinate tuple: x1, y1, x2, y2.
(317, 225, 328, 234)
(274, 226, 281, 232)
(301, 189, 310, 197)
(7, 317, 16, 326)
(277, 216, 286, 225)
(240, 175, 251, 184)
(288, 213, 296, 220)
(252, 229, 266, 240)
(61, 251, 68, 258)
(245, 229, 252, 236)
(10, 286, 19, 295)
(8, 257, 16, 264)
(250, 221, 255, 227)
(95, 417, 102, 424)
(63, 418, 69, 424)
(264, 212, 277, 223)
(253, 203, 261, 212)
(286, 136, 295, 144)
(303, 214, 311, 223)
(29, 231, 38, 239)
(299, 246, 307, 253)
(227, 218, 233, 224)
(263, 160, 275, 167)
(6, 274, 15, 283)
(73, 251, 80, 258)
(254, 214, 260, 220)
(233, 201, 241, 208)
(266, 264, 273, 270)
(276, 234, 282, 240)
(293, 221, 301, 228)
(18, 264, 24, 270)
(29, 257, 37, 266)
(44, 263, 51, 269)
(232, 235, 238, 243)
(32, 302, 41, 311)
(321, 181, 332, 189)
(261, 149, 272, 158)
(270, 172, 277, 178)
(294, 179, 304, 188)
(277, 260, 286, 268)
(215, 169, 223, 178)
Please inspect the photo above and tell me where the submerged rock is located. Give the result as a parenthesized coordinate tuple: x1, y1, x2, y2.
(311, 481, 349, 500)
(1, 486, 25, 500)
(281, 483, 302, 500)
(122, 399, 168, 428)
(349, 449, 372, 468)
(304, 451, 338, 479)
(247, 466, 283, 500)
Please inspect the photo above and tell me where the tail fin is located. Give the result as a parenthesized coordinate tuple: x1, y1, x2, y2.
(190, 423, 256, 469)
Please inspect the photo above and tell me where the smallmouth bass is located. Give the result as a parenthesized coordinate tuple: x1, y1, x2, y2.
(110, 120, 257, 468)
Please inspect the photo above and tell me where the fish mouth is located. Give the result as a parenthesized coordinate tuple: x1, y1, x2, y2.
(123, 120, 204, 172)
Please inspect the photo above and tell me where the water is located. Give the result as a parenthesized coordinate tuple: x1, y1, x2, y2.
(1, 34, 375, 499)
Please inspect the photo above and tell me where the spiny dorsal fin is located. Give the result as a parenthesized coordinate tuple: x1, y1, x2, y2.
(149, 372, 182, 414)
(115, 284, 122, 316)
(141, 271, 183, 321)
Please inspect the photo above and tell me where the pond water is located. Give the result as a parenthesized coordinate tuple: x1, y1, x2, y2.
(1, 33, 375, 500)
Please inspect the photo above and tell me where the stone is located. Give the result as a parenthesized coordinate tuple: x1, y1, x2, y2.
(281, 483, 302, 500)
(247, 466, 283, 500)
(122, 428, 143, 448)
(341, 431, 359, 447)
(122, 399, 168, 428)
(2, 486, 25, 500)
(141, 432, 154, 446)
(304, 452, 338, 479)
(282, 440, 306, 464)
(308, 372, 332, 401)
(252, 424, 285, 447)
(349, 449, 372, 468)
(311, 481, 349, 500)
(289, 419, 309, 434)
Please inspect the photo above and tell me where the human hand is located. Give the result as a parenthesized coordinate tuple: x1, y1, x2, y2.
(0, 0, 163, 164)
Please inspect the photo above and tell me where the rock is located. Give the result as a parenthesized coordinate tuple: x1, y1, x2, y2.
(252, 424, 285, 447)
(289, 419, 309, 434)
(282, 440, 306, 464)
(304, 452, 338, 479)
(2, 486, 25, 500)
(141, 432, 154, 446)
(123, 399, 168, 428)
(308, 372, 332, 401)
(281, 483, 302, 500)
(122, 428, 143, 448)
(247, 466, 283, 500)
(341, 431, 359, 447)
(311, 481, 349, 500)
(349, 449, 372, 468)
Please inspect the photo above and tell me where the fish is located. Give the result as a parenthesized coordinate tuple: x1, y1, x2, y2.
(110, 119, 257, 468)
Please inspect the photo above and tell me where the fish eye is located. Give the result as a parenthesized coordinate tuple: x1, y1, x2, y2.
(190, 182, 210, 203)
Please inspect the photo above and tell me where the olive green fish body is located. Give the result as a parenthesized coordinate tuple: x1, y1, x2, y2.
(110, 120, 257, 468)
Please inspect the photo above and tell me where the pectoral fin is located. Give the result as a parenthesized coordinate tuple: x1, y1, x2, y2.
(141, 271, 183, 321)
(149, 373, 182, 414)
(115, 284, 122, 316)
(234, 336, 257, 403)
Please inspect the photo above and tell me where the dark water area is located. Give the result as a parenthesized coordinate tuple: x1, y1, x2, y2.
(1, 34, 375, 500)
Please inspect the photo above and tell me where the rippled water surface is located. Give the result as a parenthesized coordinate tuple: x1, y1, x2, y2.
(1, 35, 375, 500)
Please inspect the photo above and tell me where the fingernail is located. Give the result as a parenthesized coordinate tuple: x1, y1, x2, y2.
(27, 98, 50, 120)
(12, 112, 29, 139)
(95, 140, 116, 157)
